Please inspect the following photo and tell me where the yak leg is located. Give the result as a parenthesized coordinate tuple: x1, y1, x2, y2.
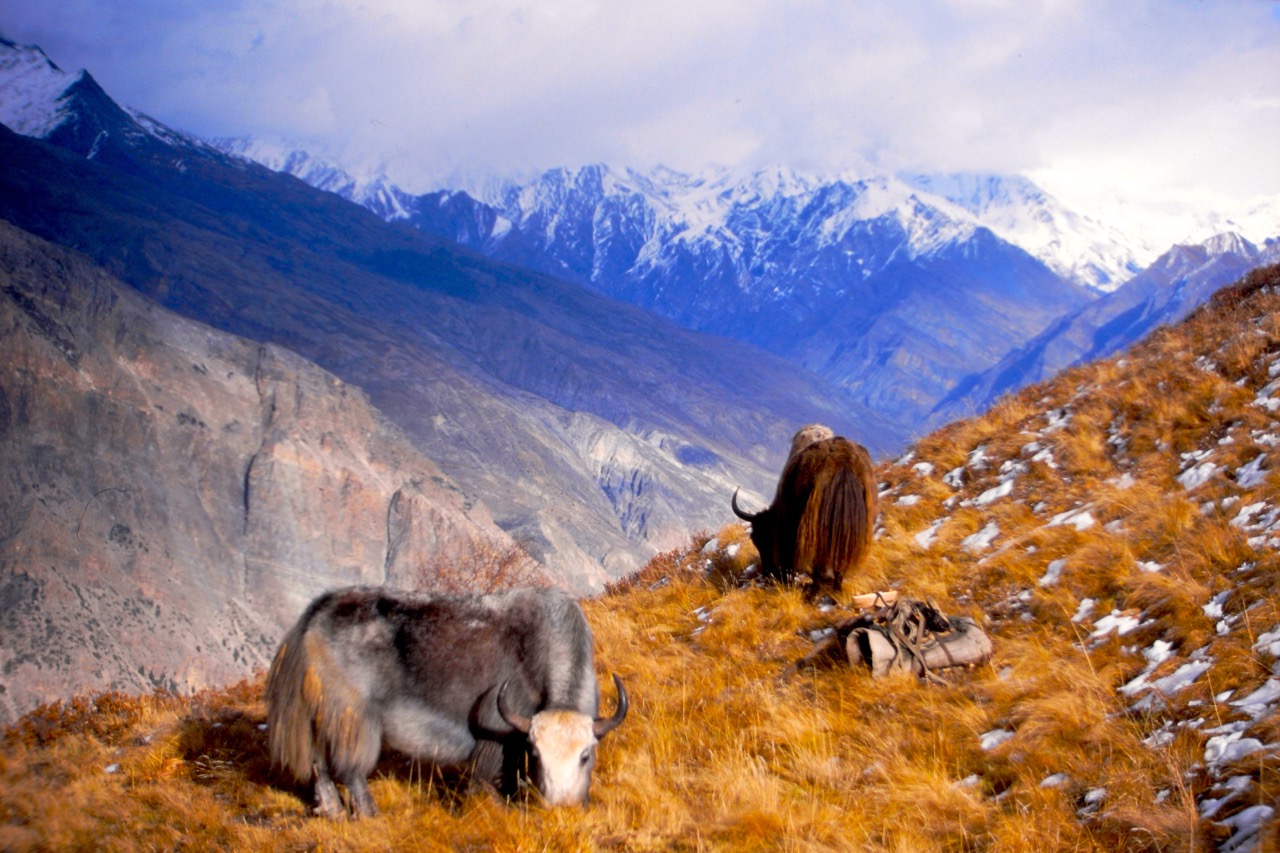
(311, 760, 346, 819)
(340, 772, 379, 818)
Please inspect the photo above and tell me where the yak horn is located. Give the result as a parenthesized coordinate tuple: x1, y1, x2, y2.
(496, 680, 532, 734)
(731, 488, 757, 521)
(593, 674, 629, 739)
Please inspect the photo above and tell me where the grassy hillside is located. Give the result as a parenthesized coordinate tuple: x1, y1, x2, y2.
(3, 264, 1280, 851)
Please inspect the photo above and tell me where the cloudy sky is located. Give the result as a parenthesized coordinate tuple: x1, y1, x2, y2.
(2, 1, 1278, 242)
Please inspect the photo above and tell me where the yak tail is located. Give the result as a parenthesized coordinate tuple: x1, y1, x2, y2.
(265, 612, 381, 785)
(797, 449, 875, 591)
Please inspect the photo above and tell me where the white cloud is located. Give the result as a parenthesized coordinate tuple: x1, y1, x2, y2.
(1, 0, 1277, 237)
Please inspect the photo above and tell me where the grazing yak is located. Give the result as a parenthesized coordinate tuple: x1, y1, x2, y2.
(732, 424, 878, 595)
(266, 586, 628, 818)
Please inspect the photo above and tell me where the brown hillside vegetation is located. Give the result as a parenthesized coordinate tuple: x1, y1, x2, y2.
(4, 263, 1280, 851)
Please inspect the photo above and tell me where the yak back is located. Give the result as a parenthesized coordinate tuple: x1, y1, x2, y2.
(336, 586, 596, 722)
(776, 436, 877, 590)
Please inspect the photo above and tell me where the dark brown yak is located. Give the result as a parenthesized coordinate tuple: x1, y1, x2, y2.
(266, 586, 628, 818)
(732, 424, 878, 594)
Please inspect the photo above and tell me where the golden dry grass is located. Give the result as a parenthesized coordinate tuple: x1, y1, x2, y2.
(4, 265, 1280, 850)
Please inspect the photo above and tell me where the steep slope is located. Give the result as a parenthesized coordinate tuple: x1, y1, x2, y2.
(934, 232, 1280, 425)
(0, 221, 514, 724)
(0, 42, 900, 584)
(5, 265, 1280, 851)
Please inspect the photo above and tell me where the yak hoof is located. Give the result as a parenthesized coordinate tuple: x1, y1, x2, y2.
(312, 776, 346, 819)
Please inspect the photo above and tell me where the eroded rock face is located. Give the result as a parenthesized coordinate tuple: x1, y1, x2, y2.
(0, 222, 512, 723)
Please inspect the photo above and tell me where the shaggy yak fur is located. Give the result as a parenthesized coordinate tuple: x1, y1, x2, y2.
(266, 586, 628, 818)
(733, 424, 878, 594)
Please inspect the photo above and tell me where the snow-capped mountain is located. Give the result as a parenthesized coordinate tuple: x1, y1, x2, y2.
(0, 36, 74, 138)
(434, 163, 1098, 425)
(931, 230, 1280, 426)
(211, 136, 416, 222)
(4, 35, 1274, 434)
(196, 147, 1145, 424)
(465, 163, 1144, 293)
(900, 172, 1149, 291)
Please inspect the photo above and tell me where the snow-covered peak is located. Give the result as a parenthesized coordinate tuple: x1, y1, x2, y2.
(901, 172, 1148, 292)
(1200, 231, 1257, 257)
(1184, 199, 1280, 250)
(211, 136, 413, 220)
(0, 38, 79, 138)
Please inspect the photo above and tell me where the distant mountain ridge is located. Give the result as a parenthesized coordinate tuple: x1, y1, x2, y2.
(418, 164, 1099, 427)
(0, 38, 893, 594)
(220, 143, 1280, 433)
(202, 148, 1175, 426)
(932, 231, 1280, 425)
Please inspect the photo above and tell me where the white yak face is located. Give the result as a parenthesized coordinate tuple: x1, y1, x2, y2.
(527, 710, 599, 806)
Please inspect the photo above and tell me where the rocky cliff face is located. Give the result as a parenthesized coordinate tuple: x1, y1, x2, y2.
(0, 221, 513, 723)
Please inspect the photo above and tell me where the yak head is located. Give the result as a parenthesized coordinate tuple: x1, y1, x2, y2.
(497, 674, 629, 806)
(732, 488, 781, 580)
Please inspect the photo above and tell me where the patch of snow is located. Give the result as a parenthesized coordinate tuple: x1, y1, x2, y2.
(1204, 731, 1267, 773)
(912, 461, 934, 477)
(1091, 610, 1142, 639)
(1119, 640, 1179, 696)
(1072, 598, 1096, 623)
(1253, 378, 1280, 412)
(897, 494, 921, 506)
(1203, 591, 1229, 619)
(913, 520, 943, 549)
(967, 446, 991, 470)
(1218, 804, 1274, 853)
(1039, 773, 1070, 788)
(1178, 462, 1218, 490)
(1253, 628, 1280, 658)
(1231, 679, 1280, 718)
(1044, 409, 1072, 432)
(1137, 560, 1165, 573)
(1111, 472, 1136, 489)
(1235, 455, 1269, 489)
(961, 522, 1000, 552)
(1038, 558, 1067, 587)
(1201, 775, 1255, 820)
(974, 479, 1014, 506)
(1078, 787, 1107, 816)
(979, 728, 1015, 750)
(1148, 660, 1213, 695)
(1048, 507, 1096, 531)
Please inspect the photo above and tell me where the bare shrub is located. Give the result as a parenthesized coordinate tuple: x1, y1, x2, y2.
(410, 538, 552, 595)
(604, 532, 712, 595)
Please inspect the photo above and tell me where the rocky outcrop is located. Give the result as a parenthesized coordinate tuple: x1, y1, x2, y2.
(0, 221, 512, 723)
